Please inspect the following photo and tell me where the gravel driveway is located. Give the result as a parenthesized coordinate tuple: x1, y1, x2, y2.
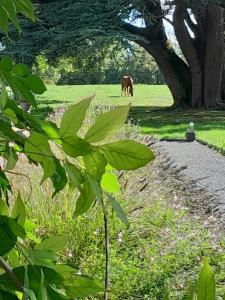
(155, 140, 225, 214)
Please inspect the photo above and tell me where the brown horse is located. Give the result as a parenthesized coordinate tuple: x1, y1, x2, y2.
(121, 76, 134, 97)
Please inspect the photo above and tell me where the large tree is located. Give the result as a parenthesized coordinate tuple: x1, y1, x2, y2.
(4, 0, 225, 108)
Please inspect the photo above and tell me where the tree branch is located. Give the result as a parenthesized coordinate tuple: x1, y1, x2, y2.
(122, 22, 148, 38)
(0, 257, 24, 292)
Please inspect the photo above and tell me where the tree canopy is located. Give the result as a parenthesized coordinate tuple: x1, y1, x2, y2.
(4, 0, 225, 108)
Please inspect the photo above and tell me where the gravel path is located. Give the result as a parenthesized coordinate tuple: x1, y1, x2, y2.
(155, 140, 225, 214)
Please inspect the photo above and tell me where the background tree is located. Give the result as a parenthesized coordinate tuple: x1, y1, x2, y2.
(33, 43, 164, 85)
(3, 0, 225, 108)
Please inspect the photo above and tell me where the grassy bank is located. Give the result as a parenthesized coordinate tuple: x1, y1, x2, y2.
(13, 104, 225, 299)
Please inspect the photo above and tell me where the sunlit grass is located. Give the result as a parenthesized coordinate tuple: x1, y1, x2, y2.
(35, 84, 225, 151)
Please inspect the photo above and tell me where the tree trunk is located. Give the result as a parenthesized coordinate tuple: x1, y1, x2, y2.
(204, 6, 224, 108)
(174, 2, 203, 108)
(141, 42, 191, 107)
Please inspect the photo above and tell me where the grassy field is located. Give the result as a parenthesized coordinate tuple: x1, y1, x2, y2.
(36, 84, 225, 152)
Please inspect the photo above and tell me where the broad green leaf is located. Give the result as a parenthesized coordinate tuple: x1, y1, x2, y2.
(0, 56, 13, 72)
(47, 286, 68, 300)
(25, 133, 53, 163)
(100, 140, 154, 170)
(6, 148, 18, 170)
(29, 249, 57, 266)
(11, 193, 26, 226)
(64, 162, 84, 189)
(37, 236, 68, 253)
(83, 151, 107, 180)
(0, 170, 11, 198)
(1, 0, 21, 32)
(4, 108, 18, 124)
(101, 172, 120, 194)
(0, 266, 62, 294)
(0, 83, 8, 109)
(41, 158, 56, 183)
(74, 177, 96, 217)
(13, 76, 36, 106)
(0, 8, 9, 33)
(22, 75, 46, 94)
(85, 105, 130, 143)
(197, 258, 215, 300)
(51, 160, 68, 195)
(64, 275, 104, 298)
(60, 95, 94, 139)
(40, 121, 61, 144)
(62, 135, 92, 158)
(0, 199, 8, 215)
(0, 215, 26, 255)
(109, 196, 128, 226)
(14, 63, 30, 77)
(86, 174, 103, 201)
(14, 0, 35, 21)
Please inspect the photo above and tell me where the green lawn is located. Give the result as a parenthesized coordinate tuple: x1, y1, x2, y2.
(36, 84, 225, 152)
(36, 84, 173, 107)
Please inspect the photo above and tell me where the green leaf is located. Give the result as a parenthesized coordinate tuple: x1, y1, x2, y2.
(0, 56, 13, 72)
(11, 193, 26, 226)
(4, 108, 18, 124)
(0, 215, 26, 255)
(64, 162, 84, 189)
(24, 288, 37, 300)
(100, 140, 155, 170)
(14, 0, 35, 21)
(29, 249, 57, 266)
(40, 121, 61, 144)
(22, 74, 46, 94)
(37, 236, 68, 253)
(101, 172, 120, 194)
(14, 63, 30, 77)
(0, 291, 19, 300)
(13, 76, 36, 106)
(1, 0, 21, 32)
(6, 148, 18, 170)
(109, 196, 128, 226)
(83, 151, 107, 180)
(197, 258, 215, 300)
(47, 286, 68, 300)
(51, 160, 67, 195)
(0, 170, 11, 199)
(64, 275, 104, 298)
(74, 177, 96, 217)
(0, 8, 9, 33)
(85, 105, 130, 143)
(62, 135, 92, 158)
(25, 133, 53, 163)
(60, 95, 93, 139)
(187, 283, 196, 300)
(0, 266, 63, 294)
(0, 199, 8, 215)
(41, 158, 56, 183)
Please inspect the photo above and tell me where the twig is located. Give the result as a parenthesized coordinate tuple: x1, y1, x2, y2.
(0, 256, 24, 291)
(101, 200, 110, 300)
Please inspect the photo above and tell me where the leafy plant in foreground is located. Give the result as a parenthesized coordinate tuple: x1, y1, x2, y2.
(0, 1, 154, 299)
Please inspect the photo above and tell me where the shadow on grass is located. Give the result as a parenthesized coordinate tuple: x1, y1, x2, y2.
(31, 99, 73, 119)
(129, 106, 225, 137)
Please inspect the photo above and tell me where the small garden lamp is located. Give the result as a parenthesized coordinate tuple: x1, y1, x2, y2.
(186, 122, 196, 142)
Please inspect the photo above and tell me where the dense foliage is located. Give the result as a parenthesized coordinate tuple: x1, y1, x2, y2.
(33, 44, 164, 85)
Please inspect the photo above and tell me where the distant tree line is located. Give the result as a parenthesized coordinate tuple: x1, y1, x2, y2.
(32, 43, 164, 85)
